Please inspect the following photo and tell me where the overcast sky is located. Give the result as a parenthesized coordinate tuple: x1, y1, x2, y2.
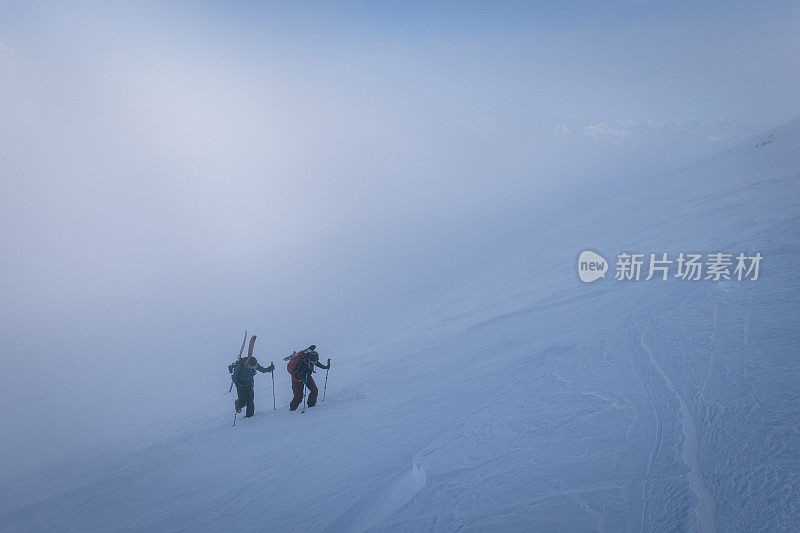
(1, 0, 799, 472)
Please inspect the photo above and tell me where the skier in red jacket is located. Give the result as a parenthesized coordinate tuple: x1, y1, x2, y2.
(287, 345, 330, 411)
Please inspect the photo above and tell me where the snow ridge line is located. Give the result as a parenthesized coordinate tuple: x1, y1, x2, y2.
(640, 328, 716, 532)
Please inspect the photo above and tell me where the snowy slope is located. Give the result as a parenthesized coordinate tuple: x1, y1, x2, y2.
(1, 119, 799, 532)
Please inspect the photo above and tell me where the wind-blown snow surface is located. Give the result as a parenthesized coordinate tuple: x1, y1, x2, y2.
(2, 119, 799, 532)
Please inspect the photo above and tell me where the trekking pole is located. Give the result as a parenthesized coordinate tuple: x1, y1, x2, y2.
(322, 359, 330, 401)
(301, 373, 309, 414)
(233, 408, 238, 427)
(271, 361, 276, 410)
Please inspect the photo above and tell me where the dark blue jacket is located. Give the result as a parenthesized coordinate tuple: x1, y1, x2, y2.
(231, 359, 270, 386)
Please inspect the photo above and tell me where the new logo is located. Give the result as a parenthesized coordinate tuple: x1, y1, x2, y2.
(578, 250, 608, 283)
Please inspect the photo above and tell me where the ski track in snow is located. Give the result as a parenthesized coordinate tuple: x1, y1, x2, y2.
(640, 328, 716, 532)
(635, 333, 663, 533)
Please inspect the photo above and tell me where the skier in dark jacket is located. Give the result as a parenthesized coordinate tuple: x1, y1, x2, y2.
(286, 345, 330, 411)
(231, 356, 275, 418)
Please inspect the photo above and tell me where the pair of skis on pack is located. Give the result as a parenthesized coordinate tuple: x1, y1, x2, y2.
(228, 331, 255, 394)
(229, 332, 275, 426)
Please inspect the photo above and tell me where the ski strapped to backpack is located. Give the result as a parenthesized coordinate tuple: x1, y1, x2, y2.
(247, 335, 257, 359)
(227, 330, 248, 394)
